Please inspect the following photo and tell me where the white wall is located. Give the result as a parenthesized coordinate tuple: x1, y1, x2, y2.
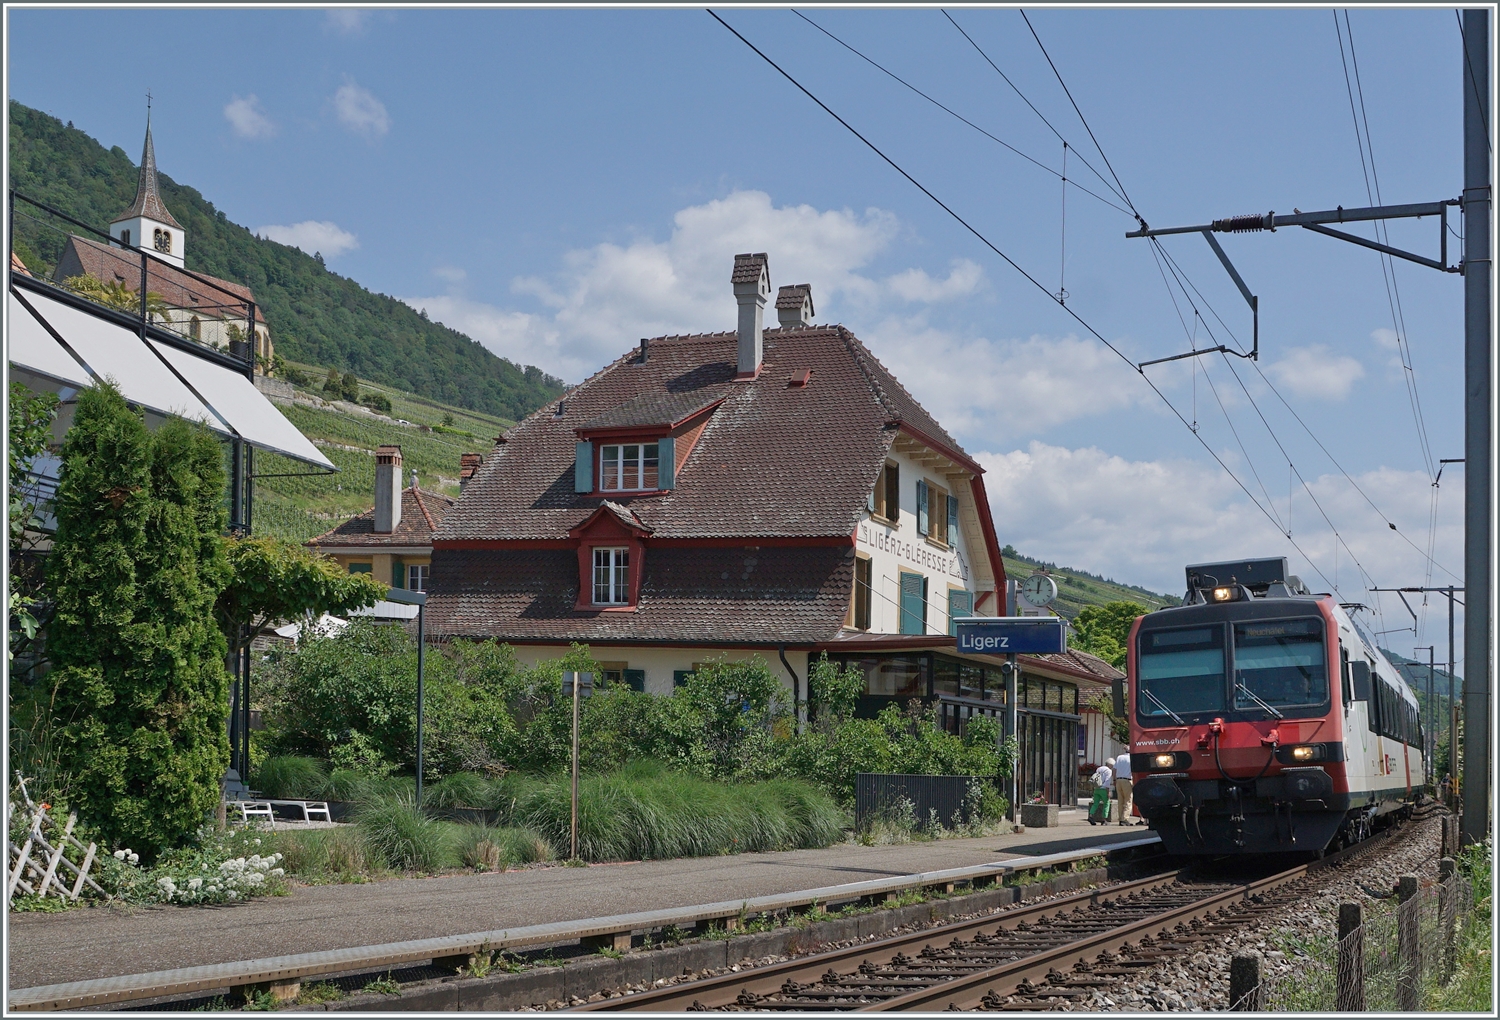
(505, 643, 810, 699)
(854, 444, 991, 636)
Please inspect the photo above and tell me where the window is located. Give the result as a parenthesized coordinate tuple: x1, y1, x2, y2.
(899, 571, 927, 635)
(851, 555, 872, 630)
(599, 443, 659, 491)
(153, 228, 171, 254)
(1137, 625, 1226, 719)
(119, 229, 131, 248)
(592, 546, 630, 604)
(947, 588, 973, 635)
(189, 316, 201, 340)
(871, 462, 899, 522)
(1233, 618, 1328, 712)
(408, 563, 429, 592)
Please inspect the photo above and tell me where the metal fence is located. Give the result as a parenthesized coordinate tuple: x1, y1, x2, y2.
(854, 773, 981, 833)
(1230, 868, 1477, 1011)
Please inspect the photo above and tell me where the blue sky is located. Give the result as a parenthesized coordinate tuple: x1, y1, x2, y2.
(6, 6, 1471, 663)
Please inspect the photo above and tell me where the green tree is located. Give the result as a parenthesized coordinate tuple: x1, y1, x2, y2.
(215, 535, 384, 658)
(1071, 601, 1147, 671)
(9, 383, 58, 665)
(46, 383, 233, 858)
(322, 366, 341, 395)
(340, 371, 360, 404)
(806, 653, 864, 731)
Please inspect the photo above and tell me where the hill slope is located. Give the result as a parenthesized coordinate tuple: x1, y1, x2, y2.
(8, 101, 564, 421)
(1000, 546, 1179, 619)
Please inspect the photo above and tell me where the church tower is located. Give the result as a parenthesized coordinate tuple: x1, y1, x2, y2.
(110, 115, 185, 268)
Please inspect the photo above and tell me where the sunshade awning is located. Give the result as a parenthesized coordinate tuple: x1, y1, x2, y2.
(8, 284, 334, 470)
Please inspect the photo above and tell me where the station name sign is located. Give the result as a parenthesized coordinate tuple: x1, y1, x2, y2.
(954, 617, 1067, 655)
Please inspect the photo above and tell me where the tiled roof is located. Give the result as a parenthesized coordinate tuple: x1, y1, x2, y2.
(1031, 649, 1124, 682)
(776, 283, 814, 312)
(424, 544, 855, 644)
(11, 252, 32, 277)
(732, 252, 769, 285)
(439, 325, 964, 543)
(55, 236, 266, 323)
(580, 390, 726, 432)
(309, 486, 456, 548)
(114, 126, 183, 230)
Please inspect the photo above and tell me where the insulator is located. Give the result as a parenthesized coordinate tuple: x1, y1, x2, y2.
(1213, 212, 1271, 232)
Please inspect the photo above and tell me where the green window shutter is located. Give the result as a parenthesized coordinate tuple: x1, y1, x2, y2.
(392, 557, 405, 589)
(624, 669, 646, 692)
(948, 491, 959, 536)
(916, 480, 929, 535)
(900, 571, 925, 635)
(575, 441, 593, 492)
(948, 589, 973, 635)
(658, 436, 675, 489)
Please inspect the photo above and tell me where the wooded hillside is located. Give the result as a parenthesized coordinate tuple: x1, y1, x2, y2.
(8, 101, 565, 422)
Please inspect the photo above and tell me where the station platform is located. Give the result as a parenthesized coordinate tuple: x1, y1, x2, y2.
(8, 809, 1150, 990)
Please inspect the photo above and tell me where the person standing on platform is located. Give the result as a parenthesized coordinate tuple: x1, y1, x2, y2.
(1113, 754, 1134, 824)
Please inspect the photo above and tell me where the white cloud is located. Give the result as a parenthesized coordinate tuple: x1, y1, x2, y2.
(223, 95, 275, 140)
(1370, 327, 1400, 351)
(325, 8, 370, 35)
(1266, 344, 1365, 400)
(333, 79, 390, 138)
(257, 220, 360, 258)
(432, 265, 467, 285)
(977, 441, 1463, 647)
(402, 189, 898, 381)
(867, 323, 1160, 441)
(885, 259, 985, 302)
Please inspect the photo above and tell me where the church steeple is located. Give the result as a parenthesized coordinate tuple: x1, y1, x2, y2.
(110, 108, 185, 267)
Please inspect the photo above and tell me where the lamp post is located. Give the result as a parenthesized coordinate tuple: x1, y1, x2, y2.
(384, 587, 428, 805)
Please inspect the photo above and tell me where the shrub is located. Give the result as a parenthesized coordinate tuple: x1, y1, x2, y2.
(360, 392, 392, 415)
(46, 385, 232, 860)
(454, 824, 554, 871)
(356, 798, 459, 871)
(270, 825, 370, 880)
(424, 772, 497, 810)
(256, 756, 329, 799)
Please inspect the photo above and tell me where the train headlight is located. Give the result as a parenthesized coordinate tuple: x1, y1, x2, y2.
(1291, 745, 1315, 761)
(1211, 586, 1235, 602)
(1152, 753, 1177, 769)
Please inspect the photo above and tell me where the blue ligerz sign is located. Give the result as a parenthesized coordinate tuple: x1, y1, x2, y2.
(955, 617, 1067, 655)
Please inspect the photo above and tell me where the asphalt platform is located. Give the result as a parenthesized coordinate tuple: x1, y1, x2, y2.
(8, 806, 1150, 990)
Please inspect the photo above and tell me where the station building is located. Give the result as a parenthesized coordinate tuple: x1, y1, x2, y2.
(425, 253, 1109, 804)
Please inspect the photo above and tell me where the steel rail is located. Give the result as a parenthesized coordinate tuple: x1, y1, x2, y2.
(6, 837, 1160, 1012)
(865, 826, 1396, 1011)
(573, 868, 1187, 1012)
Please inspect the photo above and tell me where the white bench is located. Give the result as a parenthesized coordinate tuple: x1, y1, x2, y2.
(227, 801, 275, 828)
(265, 800, 331, 823)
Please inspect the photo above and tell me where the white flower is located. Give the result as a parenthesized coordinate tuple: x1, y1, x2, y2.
(113, 850, 126, 860)
(188, 878, 203, 890)
(269, 868, 285, 878)
(128, 853, 139, 864)
(253, 838, 261, 846)
(227, 890, 238, 900)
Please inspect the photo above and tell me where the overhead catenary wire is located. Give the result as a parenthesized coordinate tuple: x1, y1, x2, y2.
(707, 7, 1350, 599)
(792, 10, 1134, 216)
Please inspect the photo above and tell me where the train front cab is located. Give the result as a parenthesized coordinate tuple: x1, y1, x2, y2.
(1125, 580, 1420, 857)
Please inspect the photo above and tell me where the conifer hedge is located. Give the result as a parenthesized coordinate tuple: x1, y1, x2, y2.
(47, 383, 232, 859)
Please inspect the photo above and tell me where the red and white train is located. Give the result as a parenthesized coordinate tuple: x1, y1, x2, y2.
(1125, 558, 1424, 856)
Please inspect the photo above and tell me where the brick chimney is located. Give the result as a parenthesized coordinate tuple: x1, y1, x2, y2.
(732, 253, 770, 379)
(459, 452, 484, 491)
(374, 445, 402, 533)
(776, 283, 814, 329)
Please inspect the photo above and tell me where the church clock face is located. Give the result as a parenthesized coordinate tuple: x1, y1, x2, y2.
(154, 228, 172, 253)
(1021, 573, 1057, 608)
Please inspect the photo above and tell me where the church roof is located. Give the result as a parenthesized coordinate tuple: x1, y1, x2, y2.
(55, 235, 265, 324)
(113, 125, 182, 230)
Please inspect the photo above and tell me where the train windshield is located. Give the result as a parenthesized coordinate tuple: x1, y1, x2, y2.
(1233, 618, 1327, 711)
(1137, 626, 1226, 719)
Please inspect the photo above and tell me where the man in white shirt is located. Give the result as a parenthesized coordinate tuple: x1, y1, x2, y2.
(1113, 754, 1134, 824)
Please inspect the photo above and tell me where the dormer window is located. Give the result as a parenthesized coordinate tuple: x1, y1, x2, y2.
(600, 443, 659, 492)
(593, 547, 630, 604)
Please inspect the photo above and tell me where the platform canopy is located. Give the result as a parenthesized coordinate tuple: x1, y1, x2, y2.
(8, 282, 333, 469)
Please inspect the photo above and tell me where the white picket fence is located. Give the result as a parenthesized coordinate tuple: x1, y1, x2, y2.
(5, 776, 108, 905)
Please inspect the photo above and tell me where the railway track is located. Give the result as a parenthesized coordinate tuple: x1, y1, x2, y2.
(578, 821, 1412, 1012)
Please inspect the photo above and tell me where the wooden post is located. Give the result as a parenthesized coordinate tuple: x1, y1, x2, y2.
(1336, 901, 1365, 1012)
(1397, 873, 1420, 1010)
(1438, 857, 1457, 980)
(1229, 952, 1263, 1011)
